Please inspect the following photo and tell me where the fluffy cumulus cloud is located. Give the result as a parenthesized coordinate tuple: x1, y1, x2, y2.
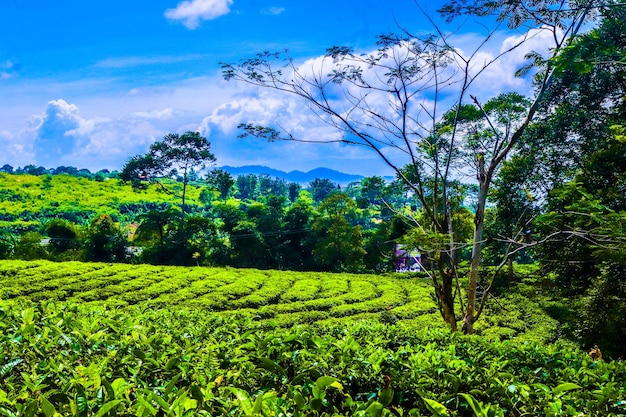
(33, 100, 85, 167)
(0, 26, 559, 176)
(30, 99, 175, 170)
(165, 0, 233, 29)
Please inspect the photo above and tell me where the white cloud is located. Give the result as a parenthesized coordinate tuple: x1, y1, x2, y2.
(197, 87, 394, 175)
(28, 99, 177, 170)
(33, 100, 85, 166)
(165, 0, 234, 29)
(261, 7, 285, 15)
(131, 108, 176, 120)
(446, 27, 559, 101)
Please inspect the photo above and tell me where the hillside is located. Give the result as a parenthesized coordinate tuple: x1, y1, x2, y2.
(0, 260, 559, 343)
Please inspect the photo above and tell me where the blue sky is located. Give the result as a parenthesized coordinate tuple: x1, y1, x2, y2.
(0, 0, 546, 175)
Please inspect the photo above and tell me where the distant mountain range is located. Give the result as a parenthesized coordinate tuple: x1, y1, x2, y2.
(218, 165, 367, 184)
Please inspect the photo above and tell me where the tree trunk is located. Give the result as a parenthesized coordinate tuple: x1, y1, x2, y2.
(507, 256, 514, 283)
(181, 168, 188, 222)
(463, 155, 487, 334)
(441, 269, 457, 331)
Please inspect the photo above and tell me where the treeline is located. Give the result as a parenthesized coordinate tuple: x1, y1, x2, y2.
(0, 163, 118, 182)
(0, 170, 422, 273)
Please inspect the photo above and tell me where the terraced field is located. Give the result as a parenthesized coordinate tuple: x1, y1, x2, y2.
(1, 260, 623, 416)
(0, 260, 439, 327)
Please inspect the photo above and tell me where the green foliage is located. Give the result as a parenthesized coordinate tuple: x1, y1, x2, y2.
(0, 171, 411, 272)
(578, 264, 626, 359)
(84, 215, 127, 263)
(308, 178, 339, 204)
(0, 297, 623, 416)
(120, 131, 216, 216)
(206, 168, 234, 201)
(0, 172, 195, 225)
(0, 231, 16, 260)
(312, 193, 366, 272)
(137, 214, 221, 266)
(13, 232, 47, 261)
(235, 174, 259, 200)
(45, 219, 80, 259)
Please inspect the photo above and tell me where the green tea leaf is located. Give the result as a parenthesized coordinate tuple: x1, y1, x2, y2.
(293, 392, 306, 411)
(315, 376, 338, 391)
(364, 401, 384, 416)
(378, 387, 393, 407)
(164, 373, 182, 397)
(164, 357, 180, 371)
(0, 359, 22, 378)
(93, 400, 122, 417)
(75, 385, 88, 417)
(532, 383, 550, 394)
(39, 395, 55, 417)
(0, 406, 17, 417)
(101, 379, 115, 401)
(552, 383, 582, 395)
(22, 400, 37, 417)
(190, 384, 204, 406)
(229, 388, 252, 416)
(148, 391, 171, 414)
(252, 393, 264, 415)
(21, 309, 34, 325)
(310, 398, 323, 412)
(255, 357, 286, 377)
(459, 393, 484, 416)
(135, 392, 157, 416)
(421, 395, 449, 416)
(170, 388, 190, 413)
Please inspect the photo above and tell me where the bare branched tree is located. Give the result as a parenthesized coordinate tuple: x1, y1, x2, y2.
(221, 0, 605, 332)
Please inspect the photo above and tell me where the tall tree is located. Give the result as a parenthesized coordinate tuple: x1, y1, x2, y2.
(206, 168, 235, 201)
(221, 0, 602, 332)
(120, 131, 216, 220)
(235, 174, 259, 200)
(307, 178, 338, 204)
(311, 193, 366, 272)
(498, 4, 626, 288)
(0, 230, 16, 259)
(281, 193, 316, 270)
(84, 214, 127, 263)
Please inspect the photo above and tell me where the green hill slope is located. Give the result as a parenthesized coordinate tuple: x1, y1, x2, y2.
(0, 173, 202, 229)
(0, 260, 559, 343)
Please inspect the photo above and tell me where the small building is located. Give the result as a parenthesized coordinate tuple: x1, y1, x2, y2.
(395, 244, 421, 272)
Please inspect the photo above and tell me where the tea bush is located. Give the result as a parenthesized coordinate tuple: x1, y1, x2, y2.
(0, 303, 624, 416)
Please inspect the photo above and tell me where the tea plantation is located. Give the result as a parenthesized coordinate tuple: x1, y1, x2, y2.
(0, 260, 624, 416)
